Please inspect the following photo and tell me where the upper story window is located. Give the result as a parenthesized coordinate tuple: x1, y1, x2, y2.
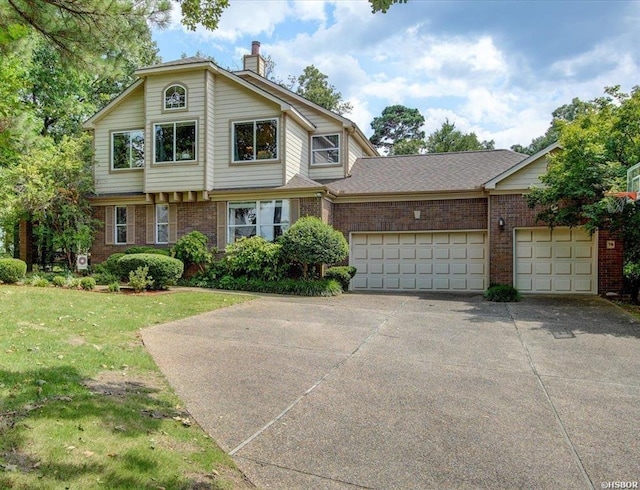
(311, 134, 340, 165)
(233, 119, 278, 162)
(154, 121, 197, 163)
(164, 84, 186, 110)
(112, 130, 144, 169)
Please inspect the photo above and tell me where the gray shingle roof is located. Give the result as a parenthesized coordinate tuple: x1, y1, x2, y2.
(324, 150, 527, 195)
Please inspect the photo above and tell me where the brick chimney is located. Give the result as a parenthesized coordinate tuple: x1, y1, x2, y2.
(243, 41, 266, 77)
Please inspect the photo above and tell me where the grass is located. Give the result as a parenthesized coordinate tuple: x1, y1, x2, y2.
(0, 285, 254, 489)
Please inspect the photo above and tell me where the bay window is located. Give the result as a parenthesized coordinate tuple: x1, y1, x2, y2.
(233, 119, 278, 162)
(228, 200, 289, 243)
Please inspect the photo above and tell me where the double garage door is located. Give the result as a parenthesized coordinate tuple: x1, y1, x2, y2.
(350, 228, 597, 293)
(350, 231, 487, 292)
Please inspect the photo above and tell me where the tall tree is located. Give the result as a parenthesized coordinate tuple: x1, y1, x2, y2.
(2, 0, 169, 63)
(0, 135, 96, 267)
(292, 65, 352, 115)
(511, 98, 593, 155)
(369, 105, 425, 154)
(425, 119, 494, 153)
(527, 86, 640, 261)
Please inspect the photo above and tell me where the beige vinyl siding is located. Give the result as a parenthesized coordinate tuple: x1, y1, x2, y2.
(494, 155, 549, 191)
(212, 76, 284, 189)
(93, 85, 145, 195)
(205, 71, 215, 190)
(144, 70, 206, 193)
(347, 133, 365, 174)
(285, 115, 309, 181)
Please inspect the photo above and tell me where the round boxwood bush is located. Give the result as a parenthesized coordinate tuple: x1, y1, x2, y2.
(124, 246, 171, 256)
(0, 258, 27, 284)
(117, 253, 183, 290)
(279, 216, 348, 278)
(484, 284, 521, 302)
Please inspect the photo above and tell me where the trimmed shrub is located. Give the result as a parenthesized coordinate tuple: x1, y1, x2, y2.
(215, 275, 342, 296)
(124, 246, 171, 256)
(96, 253, 126, 277)
(484, 284, 521, 302)
(79, 277, 96, 291)
(172, 231, 213, 273)
(224, 236, 286, 281)
(68, 277, 81, 289)
(32, 276, 50, 287)
(0, 258, 27, 284)
(52, 275, 67, 288)
(93, 271, 119, 285)
(624, 262, 640, 303)
(128, 266, 153, 292)
(279, 217, 348, 278)
(108, 281, 121, 293)
(324, 266, 357, 291)
(118, 253, 183, 290)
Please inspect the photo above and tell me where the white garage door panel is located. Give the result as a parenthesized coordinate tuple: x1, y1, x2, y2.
(351, 231, 487, 292)
(515, 228, 596, 294)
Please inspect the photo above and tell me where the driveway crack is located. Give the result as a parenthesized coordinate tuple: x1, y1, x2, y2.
(506, 303, 595, 490)
(228, 297, 410, 457)
(235, 455, 375, 489)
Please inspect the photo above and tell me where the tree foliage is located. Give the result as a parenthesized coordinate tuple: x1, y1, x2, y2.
(291, 65, 352, 115)
(0, 135, 97, 268)
(526, 86, 640, 262)
(370, 105, 425, 154)
(2, 0, 169, 62)
(425, 119, 494, 153)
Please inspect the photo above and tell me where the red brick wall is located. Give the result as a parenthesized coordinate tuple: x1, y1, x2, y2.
(332, 198, 488, 238)
(299, 197, 323, 220)
(489, 194, 623, 294)
(91, 202, 217, 264)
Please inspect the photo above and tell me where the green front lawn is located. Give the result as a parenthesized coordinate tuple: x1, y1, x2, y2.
(0, 286, 254, 489)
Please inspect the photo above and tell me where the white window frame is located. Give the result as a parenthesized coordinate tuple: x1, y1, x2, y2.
(232, 118, 278, 163)
(111, 129, 144, 170)
(156, 204, 169, 244)
(227, 200, 289, 244)
(311, 134, 340, 166)
(153, 120, 197, 163)
(115, 206, 127, 245)
(164, 84, 187, 110)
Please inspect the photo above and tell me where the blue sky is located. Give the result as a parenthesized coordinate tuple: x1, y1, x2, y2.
(152, 0, 640, 149)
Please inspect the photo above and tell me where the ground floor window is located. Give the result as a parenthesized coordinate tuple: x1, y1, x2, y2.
(156, 204, 169, 244)
(115, 206, 127, 244)
(228, 200, 289, 243)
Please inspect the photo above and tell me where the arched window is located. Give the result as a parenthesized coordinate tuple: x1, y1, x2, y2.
(164, 84, 186, 110)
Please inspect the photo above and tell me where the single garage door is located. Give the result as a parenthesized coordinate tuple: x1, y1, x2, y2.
(514, 228, 596, 294)
(350, 231, 487, 291)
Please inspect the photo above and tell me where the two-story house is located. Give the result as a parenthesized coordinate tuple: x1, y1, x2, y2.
(83, 42, 622, 295)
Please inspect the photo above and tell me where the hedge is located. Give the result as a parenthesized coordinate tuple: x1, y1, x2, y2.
(213, 275, 342, 296)
(117, 254, 184, 290)
(0, 258, 27, 284)
(324, 266, 357, 291)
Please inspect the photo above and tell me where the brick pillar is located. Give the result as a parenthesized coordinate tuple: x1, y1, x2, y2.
(598, 230, 624, 294)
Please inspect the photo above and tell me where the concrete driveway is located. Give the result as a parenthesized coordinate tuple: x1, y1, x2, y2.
(142, 293, 640, 489)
